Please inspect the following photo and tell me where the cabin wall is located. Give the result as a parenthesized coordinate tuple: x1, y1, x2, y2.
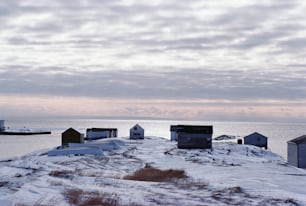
(170, 125, 180, 141)
(298, 143, 306, 168)
(87, 131, 110, 139)
(287, 142, 298, 167)
(130, 128, 144, 139)
(171, 131, 178, 141)
(177, 133, 212, 149)
(244, 135, 267, 147)
(62, 132, 84, 146)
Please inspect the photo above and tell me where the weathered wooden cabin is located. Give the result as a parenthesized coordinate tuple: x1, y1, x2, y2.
(86, 128, 117, 140)
(130, 124, 144, 139)
(62, 128, 84, 146)
(243, 132, 268, 149)
(287, 135, 306, 168)
(172, 125, 213, 149)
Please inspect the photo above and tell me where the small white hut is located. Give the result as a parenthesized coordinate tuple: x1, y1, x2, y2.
(287, 135, 306, 168)
(130, 124, 144, 139)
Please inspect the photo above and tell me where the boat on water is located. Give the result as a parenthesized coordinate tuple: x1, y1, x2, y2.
(0, 129, 51, 135)
(0, 120, 51, 135)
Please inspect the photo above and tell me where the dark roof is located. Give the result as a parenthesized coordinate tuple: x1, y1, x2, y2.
(170, 125, 181, 132)
(170, 125, 213, 134)
(243, 132, 268, 140)
(131, 124, 144, 130)
(63, 127, 81, 134)
(287, 135, 306, 145)
(86, 128, 117, 132)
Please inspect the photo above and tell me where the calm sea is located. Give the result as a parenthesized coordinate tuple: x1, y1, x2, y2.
(0, 118, 305, 160)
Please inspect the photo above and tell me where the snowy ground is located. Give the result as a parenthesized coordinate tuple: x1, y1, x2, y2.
(0, 137, 305, 206)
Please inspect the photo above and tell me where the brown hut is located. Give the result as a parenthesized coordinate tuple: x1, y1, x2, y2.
(62, 128, 84, 146)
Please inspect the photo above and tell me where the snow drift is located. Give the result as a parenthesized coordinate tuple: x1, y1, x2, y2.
(0, 137, 305, 206)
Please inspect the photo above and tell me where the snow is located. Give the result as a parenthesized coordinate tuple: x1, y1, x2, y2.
(0, 136, 305, 205)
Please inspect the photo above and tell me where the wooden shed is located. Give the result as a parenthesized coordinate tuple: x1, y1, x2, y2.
(130, 124, 144, 139)
(86, 128, 117, 140)
(62, 128, 84, 146)
(243, 132, 268, 149)
(287, 135, 306, 168)
(174, 125, 213, 149)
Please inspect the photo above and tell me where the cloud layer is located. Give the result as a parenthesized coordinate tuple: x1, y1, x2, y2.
(0, 67, 306, 101)
(1, 0, 306, 121)
(1, 0, 306, 71)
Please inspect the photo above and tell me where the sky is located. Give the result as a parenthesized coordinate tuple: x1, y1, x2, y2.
(0, 0, 306, 122)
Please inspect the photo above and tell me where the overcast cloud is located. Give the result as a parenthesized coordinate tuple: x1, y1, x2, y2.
(1, 0, 306, 121)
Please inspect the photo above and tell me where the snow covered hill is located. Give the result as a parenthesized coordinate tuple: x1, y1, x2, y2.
(0, 137, 305, 206)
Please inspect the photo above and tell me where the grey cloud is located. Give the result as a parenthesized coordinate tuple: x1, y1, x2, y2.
(213, 2, 297, 27)
(0, 2, 48, 18)
(0, 6, 13, 17)
(278, 38, 306, 51)
(1, 66, 305, 101)
(287, 64, 306, 69)
(7, 37, 29, 45)
(22, 21, 64, 33)
(2, 0, 302, 56)
(229, 29, 292, 50)
(205, 1, 303, 52)
(7, 37, 53, 46)
(1, 0, 306, 105)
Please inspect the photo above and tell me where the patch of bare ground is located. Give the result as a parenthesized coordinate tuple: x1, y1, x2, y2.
(49, 170, 74, 179)
(211, 186, 299, 206)
(172, 178, 209, 190)
(211, 186, 249, 205)
(64, 189, 120, 206)
(258, 198, 299, 206)
(15, 196, 61, 206)
(123, 168, 187, 182)
(19, 191, 121, 206)
(0, 181, 10, 187)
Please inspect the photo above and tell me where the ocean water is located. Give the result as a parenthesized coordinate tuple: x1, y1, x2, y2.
(0, 118, 305, 160)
